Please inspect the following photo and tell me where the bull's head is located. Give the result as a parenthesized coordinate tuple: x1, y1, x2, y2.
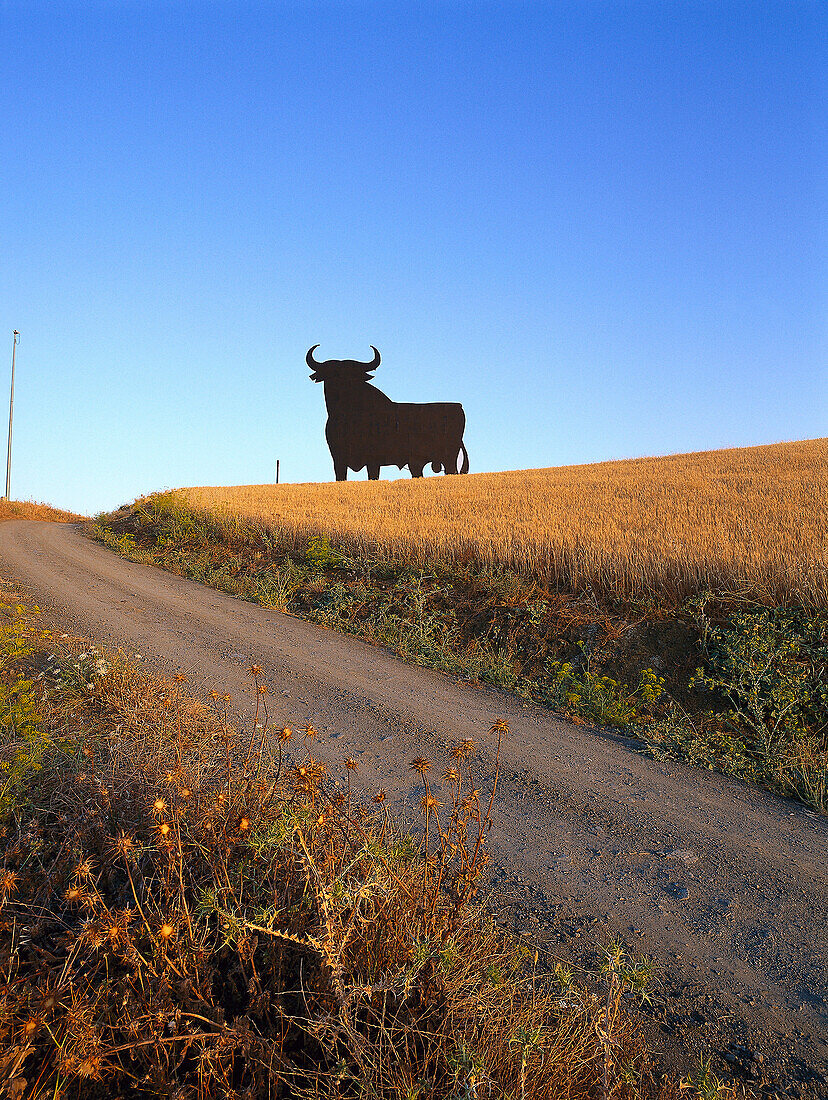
(307, 345, 381, 384)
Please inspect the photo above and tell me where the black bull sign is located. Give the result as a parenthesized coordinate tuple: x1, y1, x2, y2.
(307, 346, 469, 481)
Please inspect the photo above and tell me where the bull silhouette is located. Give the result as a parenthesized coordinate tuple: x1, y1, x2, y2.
(307, 345, 469, 481)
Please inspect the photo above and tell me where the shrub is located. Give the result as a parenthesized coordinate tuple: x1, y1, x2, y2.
(0, 614, 680, 1099)
(0, 605, 52, 818)
(693, 605, 827, 757)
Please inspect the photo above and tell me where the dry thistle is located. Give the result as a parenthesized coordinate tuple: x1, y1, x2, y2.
(111, 832, 137, 861)
(152, 797, 167, 816)
(373, 788, 387, 803)
(159, 922, 175, 941)
(75, 1056, 103, 1080)
(248, 664, 262, 676)
(490, 718, 510, 736)
(37, 989, 61, 1014)
(279, 726, 293, 742)
(73, 859, 95, 880)
(451, 739, 478, 761)
(174, 673, 188, 683)
(0, 869, 18, 904)
(410, 756, 432, 776)
(344, 756, 359, 771)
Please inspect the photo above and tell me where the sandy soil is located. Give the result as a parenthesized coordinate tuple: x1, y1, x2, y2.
(0, 520, 825, 1097)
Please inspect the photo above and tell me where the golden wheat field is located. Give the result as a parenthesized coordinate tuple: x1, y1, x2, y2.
(178, 438, 827, 607)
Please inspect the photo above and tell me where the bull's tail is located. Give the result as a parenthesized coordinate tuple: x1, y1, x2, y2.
(459, 442, 469, 474)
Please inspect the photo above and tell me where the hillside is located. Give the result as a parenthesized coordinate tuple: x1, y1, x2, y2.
(0, 498, 85, 523)
(179, 437, 827, 609)
(93, 438, 828, 816)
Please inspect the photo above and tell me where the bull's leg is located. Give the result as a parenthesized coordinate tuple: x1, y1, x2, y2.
(333, 458, 348, 482)
(409, 463, 424, 478)
(367, 464, 381, 480)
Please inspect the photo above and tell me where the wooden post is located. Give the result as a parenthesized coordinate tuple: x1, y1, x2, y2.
(276, 460, 280, 484)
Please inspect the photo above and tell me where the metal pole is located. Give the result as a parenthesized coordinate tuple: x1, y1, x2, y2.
(5, 332, 18, 501)
(276, 459, 280, 484)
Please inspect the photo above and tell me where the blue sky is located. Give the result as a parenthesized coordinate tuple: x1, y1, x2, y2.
(1, 0, 824, 515)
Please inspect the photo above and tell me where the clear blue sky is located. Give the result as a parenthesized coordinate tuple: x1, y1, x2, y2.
(1, 0, 825, 516)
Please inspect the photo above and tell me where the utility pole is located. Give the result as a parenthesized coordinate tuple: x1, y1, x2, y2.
(276, 459, 280, 484)
(5, 331, 19, 501)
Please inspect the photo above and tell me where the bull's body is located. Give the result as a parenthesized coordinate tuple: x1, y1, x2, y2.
(308, 346, 469, 481)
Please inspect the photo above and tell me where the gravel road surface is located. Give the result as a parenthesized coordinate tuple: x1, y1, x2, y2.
(1, 520, 825, 1095)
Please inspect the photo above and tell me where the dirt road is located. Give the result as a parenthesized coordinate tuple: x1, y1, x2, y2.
(1, 520, 825, 1094)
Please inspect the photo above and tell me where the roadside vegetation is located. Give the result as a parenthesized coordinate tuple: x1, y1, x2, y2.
(0, 600, 738, 1099)
(0, 499, 85, 523)
(91, 441, 827, 815)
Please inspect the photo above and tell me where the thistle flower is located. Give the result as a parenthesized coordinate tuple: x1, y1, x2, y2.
(0, 869, 18, 904)
(451, 739, 477, 761)
(279, 726, 293, 742)
(373, 789, 387, 803)
(420, 795, 442, 813)
(74, 859, 95, 880)
(159, 922, 175, 940)
(249, 664, 262, 676)
(257, 683, 269, 695)
(152, 797, 167, 816)
(442, 766, 460, 785)
(239, 817, 250, 831)
(490, 718, 510, 736)
(112, 832, 136, 861)
(344, 757, 358, 771)
(300, 723, 318, 741)
(174, 673, 188, 683)
(80, 918, 107, 947)
(76, 1056, 103, 1079)
(410, 757, 432, 776)
(38, 989, 61, 1014)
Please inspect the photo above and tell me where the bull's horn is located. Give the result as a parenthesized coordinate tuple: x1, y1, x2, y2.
(366, 345, 381, 369)
(306, 345, 322, 368)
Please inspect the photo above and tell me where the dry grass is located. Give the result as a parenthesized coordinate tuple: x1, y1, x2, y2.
(0, 498, 85, 523)
(178, 438, 827, 609)
(0, 604, 707, 1100)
